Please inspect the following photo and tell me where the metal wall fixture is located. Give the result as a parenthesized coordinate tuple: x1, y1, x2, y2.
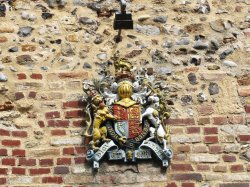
(113, 0, 134, 42)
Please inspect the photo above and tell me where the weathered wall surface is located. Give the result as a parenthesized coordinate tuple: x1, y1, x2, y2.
(0, 0, 249, 186)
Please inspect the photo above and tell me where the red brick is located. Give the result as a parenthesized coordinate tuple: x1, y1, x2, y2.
(72, 120, 84, 127)
(173, 154, 187, 161)
(238, 135, 250, 143)
(57, 158, 71, 165)
(38, 121, 45, 128)
(171, 173, 202, 181)
(63, 101, 83, 108)
(197, 164, 210, 171)
(42, 176, 63, 184)
(48, 120, 69, 127)
(0, 178, 6, 185)
(0, 36, 7, 43)
(182, 183, 195, 187)
(171, 164, 194, 171)
(204, 136, 218, 144)
(2, 158, 15, 166)
(15, 92, 25, 100)
(187, 127, 200, 134)
(58, 71, 88, 79)
(54, 166, 69, 174)
(198, 104, 214, 116)
(0, 168, 7, 175)
(30, 168, 50, 175)
(19, 158, 36, 166)
(65, 110, 83, 118)
(0, 129, 10, 136)
(219, 183, 249, 187)
(0, 149, 7, 156)
(238, 87, 250, 97)
(198, 117, 210, 125)
(204, 127, 218, 134)
(39, 159, 54, 166)
(228, 115, 244, 124)
(30, 73, 43, 79)
(230, 164, 244, 172)
(213, 116, 227, 125)
(237, 75, 250, 86)
(28, 91, 37, 98)
(213, 165, 227, 172)
(83, 137, 91, 145)
(51, 129, 66, 136)
(2, 140, 20, 147)
(177, 145, 190, 153)
(74, 157, 86, 164)
(17, 73, 26, 80)
(12, 167, 26, 175)
(75, 147, 87, 154)
(223, 155, 236, 162)
(45, 111, 60, 119)
(245, 105, 250, 113)
(193, 145, 208, 153)
(12, 149, 25, 157)
(12, 131, 27, 138)
(166, 182, 178, 187)
(166, 118, 195, 125)
(209, 145, 222, 154)
(63, 147, 75, 155)
(171, 127, 183, 134)
(184, 67, 199, 72)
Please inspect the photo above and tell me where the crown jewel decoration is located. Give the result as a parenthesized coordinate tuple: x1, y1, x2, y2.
(82, 55, 173, 169)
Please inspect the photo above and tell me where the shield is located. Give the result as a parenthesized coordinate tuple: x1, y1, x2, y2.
(113, 104, 142, 139)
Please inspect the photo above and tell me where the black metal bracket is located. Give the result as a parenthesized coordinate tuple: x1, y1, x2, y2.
(113, 0, 133, 43)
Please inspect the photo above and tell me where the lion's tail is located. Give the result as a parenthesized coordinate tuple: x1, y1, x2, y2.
(83, 104, 92, 137)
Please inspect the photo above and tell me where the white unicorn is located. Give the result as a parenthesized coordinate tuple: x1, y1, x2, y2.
(141, 95, 169, 150)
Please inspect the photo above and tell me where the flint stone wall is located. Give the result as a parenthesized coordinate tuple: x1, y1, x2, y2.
(0, 0, 249, 187)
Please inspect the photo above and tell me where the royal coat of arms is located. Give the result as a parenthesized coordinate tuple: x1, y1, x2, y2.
(82, 55, 173, 169)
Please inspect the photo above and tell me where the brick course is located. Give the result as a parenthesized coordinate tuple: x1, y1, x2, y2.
(0, 1, 249, 186)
